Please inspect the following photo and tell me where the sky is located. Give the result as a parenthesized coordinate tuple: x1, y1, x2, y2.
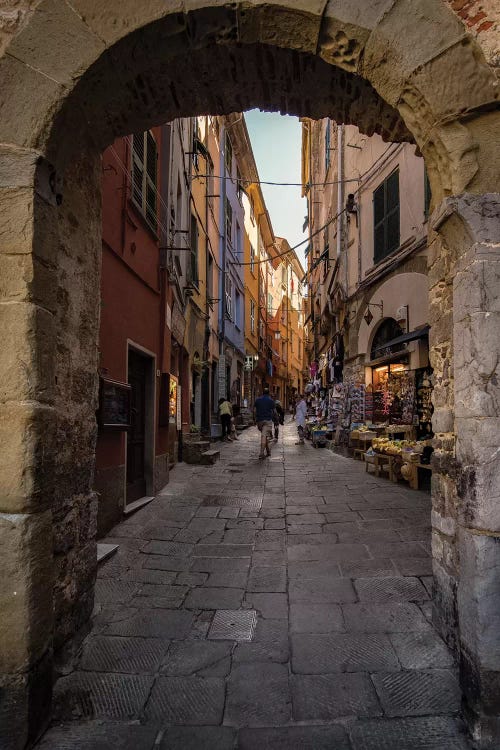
(244, 109, 308, 268)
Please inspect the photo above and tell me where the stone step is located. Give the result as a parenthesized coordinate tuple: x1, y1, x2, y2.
(199, 449, 220, 465)
(183, 440, 211, 464)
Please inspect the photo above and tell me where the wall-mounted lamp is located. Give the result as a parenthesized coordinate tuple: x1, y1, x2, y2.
(346, 194, 358, 213)
(363, 301, 383, 326)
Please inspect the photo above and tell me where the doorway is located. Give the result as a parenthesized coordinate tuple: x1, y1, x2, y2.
(126, 347, 155, 507)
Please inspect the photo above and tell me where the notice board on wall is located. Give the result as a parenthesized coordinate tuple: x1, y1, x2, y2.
(98, 378, 131, 429)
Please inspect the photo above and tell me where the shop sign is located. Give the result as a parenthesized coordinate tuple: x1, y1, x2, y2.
(169, 375, 178, 425)
(98, 378, 131, 430)
(171, 302, 186, 346)
(244, 356, 254, 371)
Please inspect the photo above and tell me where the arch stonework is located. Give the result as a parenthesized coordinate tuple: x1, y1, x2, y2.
(0, 2, 498, 747)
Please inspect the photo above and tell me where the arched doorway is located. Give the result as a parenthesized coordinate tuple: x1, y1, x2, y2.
(0, 2, 498, 746)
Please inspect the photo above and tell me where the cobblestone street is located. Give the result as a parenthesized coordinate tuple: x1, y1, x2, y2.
(38, 422, 472, 749)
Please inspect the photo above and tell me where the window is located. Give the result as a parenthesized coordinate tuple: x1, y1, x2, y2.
(225, 132, 233, 177)
(132, 130, 157, 231)
(267, 292, 273, 317)
(236, 222, 242, 258)
(290, 330, 294, 352)
(207, 254, 214, 299)
(281, 341, 286, 361)
(250, 300, 255, 334)
(188, 213, 198, 285)
(207, 158, 214, 208)
(424, 168, 432, 219)
(281, 263, 287, 287)
(235, 290, 241, 329)
(225, 198, 232, 247)
(250, 196, 255, 225)
(225, 274, 232, 319)
(250, 244, 256, 274)
(373, 169, 400, 263)
(325, 119, 331, 173)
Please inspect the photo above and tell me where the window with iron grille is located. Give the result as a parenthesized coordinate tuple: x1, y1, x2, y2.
(188, 213, 198, 286)
(267, 292, 273, 317)
(225, 198, 232, 247)
(225, 274, 233, 319)
(373, 169, 399, 263)
(132, 131, 157, 232)
(250, 243, 256, 274)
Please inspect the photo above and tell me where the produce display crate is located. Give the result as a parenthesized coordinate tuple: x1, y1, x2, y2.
(311, 430, 328, 447)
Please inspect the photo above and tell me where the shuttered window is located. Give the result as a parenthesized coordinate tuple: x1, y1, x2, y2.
(189, 213, 198, 286)
(373, 169, 399, 263)
(131, 131, 158, 232)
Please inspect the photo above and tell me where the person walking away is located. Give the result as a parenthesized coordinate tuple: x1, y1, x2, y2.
(253, 387, 275, 458)
(218, 397, 233, 442)
(295, 394, 307, 445)
(273, 399, 285, 440)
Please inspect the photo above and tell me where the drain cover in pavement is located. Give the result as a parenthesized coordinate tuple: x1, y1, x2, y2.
(202, 495, 262, 509)
(208, 610, 257, 641)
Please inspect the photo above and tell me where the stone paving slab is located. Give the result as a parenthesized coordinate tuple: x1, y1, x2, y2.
(348, 716, 472, 750)
(291, 632, 400, 674)
(291, 673, 382, 721)
(80, 636, 168, 674)
(289, 577, 356, 603)
(388, 631, 455, 669)
(289, 603, 344, 634)
(225, 662, 291, 726)
(38, 422, 473, 749)
(354, 576, 429, 603)
(144, 676, 225, 724)
(247, 565, 287, 592)
(238, 725, 352, 749)
(185, 586, 244, 610)
(53, 672, 154, 720)
(159, 726, 236, 749)
(104, 609, 193, 639)
(161, 641, 232, 677)
(341, 603, 432, 633)
(244, 592, 288, 619)
(234, 619, 289, 664)
(37, 722, 159, 749)
(372, 669, 461, 717)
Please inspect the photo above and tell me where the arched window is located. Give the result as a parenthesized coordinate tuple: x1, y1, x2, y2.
(370, 318, 405, 360)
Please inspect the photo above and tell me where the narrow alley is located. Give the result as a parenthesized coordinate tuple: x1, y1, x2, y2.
(38, 422, 471, 750)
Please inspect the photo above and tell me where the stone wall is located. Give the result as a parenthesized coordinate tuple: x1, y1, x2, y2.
(0, 2, 499, 747)
(430, 194, 500, 746)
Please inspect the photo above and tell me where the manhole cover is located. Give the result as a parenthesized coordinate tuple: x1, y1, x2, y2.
(202, 495, 262, 509)
(208, 610, 257, 641)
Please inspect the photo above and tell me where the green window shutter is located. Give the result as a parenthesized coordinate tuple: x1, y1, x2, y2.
(373, 169, 399, 263)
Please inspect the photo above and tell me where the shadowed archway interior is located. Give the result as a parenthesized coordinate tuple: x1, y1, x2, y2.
(0, 1, 499, 747)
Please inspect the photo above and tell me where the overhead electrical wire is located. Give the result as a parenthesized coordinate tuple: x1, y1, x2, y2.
(107, 133, 398, 282)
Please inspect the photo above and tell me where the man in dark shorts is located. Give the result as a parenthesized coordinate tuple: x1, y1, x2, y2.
(253, 387, 275, 459)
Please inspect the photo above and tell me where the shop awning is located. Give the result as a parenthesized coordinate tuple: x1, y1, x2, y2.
(379, 325, 430, 350)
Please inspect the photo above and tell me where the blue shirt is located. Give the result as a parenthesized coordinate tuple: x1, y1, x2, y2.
(254, 394, 275, 422)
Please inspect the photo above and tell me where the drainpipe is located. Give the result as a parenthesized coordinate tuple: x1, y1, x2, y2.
(219, 123, 227, 398)
(203, 115, 211, 432)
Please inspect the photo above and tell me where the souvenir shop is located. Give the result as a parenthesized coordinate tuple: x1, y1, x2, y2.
(302, 325, 434, 489)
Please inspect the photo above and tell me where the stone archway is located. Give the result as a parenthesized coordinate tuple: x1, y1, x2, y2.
(0, 2, 498, 747)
